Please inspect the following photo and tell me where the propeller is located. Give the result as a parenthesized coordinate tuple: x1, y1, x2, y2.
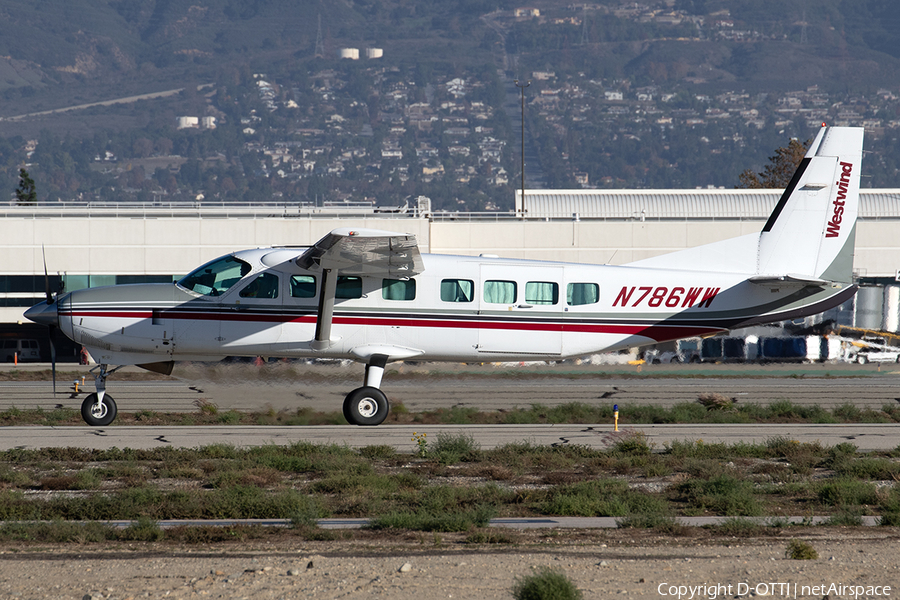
(41, 245, 58, 395)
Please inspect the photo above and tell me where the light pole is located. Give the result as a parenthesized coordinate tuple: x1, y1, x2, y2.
(514, 79, 530, 216)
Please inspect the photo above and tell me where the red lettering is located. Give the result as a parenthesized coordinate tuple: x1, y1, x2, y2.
(648, 287, 668, 307)
(613, 286, 635, 307)
(633, 286, 653, 307)
(666, 287, 684, 308)
(826, 162, 852, 239)
(699, 287, 720, 308)
(682, 287, 702, 307)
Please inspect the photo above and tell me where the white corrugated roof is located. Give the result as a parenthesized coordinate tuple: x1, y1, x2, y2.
(517, 189, 900, 219)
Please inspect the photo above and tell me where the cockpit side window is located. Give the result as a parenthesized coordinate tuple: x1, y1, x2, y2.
(240, 273, 280, 299)
(177, 256, 252, 296)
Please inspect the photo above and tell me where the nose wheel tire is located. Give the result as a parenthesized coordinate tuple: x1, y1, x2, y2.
(81, 393, 117, 426)
(343, 386, 390, 426)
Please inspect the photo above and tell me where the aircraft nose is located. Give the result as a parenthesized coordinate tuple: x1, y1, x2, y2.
(24, 300, 59, 327)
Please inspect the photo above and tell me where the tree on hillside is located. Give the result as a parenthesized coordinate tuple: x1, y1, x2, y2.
(15, 168, 36, 204)
(737, 138, 810, 188)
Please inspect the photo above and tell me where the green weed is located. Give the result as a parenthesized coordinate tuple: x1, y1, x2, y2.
(785, 539, 818, 560)
(512, 567, 583, 600)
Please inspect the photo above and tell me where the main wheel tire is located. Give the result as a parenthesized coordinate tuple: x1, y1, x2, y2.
(343, 386, 390, 426)
(81, 393, 117, 426)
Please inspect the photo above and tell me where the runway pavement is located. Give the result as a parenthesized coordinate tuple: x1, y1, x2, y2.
(0, 422, 896, 451)
(0, 363, 898, 451)
(2, 361, 900, 415)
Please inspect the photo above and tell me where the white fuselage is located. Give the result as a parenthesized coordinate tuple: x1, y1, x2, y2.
(53, 248, 855, 367)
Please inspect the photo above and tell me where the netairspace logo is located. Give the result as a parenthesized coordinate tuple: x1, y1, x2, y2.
(657, 582, 892, 599)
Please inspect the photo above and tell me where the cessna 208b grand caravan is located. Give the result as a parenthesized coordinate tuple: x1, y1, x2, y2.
(26, 126, 863, 426)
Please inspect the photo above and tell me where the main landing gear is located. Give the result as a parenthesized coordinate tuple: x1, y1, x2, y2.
(343, 354, 391, 426)
(80, 364, 121, 426)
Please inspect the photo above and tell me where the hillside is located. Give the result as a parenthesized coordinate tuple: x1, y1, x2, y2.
(0, 0, 898, 115)
(0, 0, 900, 208)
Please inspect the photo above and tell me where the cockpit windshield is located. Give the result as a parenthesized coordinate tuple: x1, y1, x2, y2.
(177, 255, 251, 296)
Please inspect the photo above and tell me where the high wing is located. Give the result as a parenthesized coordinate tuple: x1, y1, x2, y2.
(296, 228, 424, 350)
(296, 227, 424, 276)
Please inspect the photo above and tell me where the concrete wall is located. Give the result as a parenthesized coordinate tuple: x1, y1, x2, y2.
(4, 214, 900, 323)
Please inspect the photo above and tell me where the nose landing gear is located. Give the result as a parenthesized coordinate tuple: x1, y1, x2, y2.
(80, 364, 122, 426)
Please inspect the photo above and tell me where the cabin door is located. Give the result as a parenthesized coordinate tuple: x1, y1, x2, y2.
(477, 264, 563, 357)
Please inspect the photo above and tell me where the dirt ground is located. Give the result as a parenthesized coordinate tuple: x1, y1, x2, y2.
(0, 529, 897, 600)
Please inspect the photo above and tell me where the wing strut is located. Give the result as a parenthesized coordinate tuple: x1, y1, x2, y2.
(311, 267, 337, 350)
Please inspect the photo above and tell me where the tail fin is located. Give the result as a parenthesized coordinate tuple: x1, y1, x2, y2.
(755, 126, 864, 283)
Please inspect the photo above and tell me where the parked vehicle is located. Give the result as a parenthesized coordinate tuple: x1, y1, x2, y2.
(0, 339, 41, 362)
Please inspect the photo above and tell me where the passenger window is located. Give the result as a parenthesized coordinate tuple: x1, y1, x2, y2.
(441, 279, 474, 303)
(484, 280, 516, 304)
(567, 282, 600, 306)
(336, 276, 362, 299)
(525, 281, 559, 305)
(382, 278, 416, 301)
(290, 275, 317, 298)
(3, 341, 14, 349)
(239, 273, 279, 299)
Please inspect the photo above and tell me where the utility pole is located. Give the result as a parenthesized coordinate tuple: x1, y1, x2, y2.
(314, 14, 325, 58)
(514, 79, 530, 216)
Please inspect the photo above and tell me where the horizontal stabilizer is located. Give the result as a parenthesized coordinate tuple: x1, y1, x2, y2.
(748, 274, 829, 287)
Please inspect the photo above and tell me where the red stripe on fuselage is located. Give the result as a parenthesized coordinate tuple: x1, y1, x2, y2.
(62, 308, 724, 342)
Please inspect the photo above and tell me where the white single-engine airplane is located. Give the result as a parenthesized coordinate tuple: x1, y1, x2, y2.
(26, 126, 863, 426)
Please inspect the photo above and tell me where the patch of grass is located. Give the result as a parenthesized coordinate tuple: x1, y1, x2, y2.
(816, 478, 879, 507)
(430, 432, 479, 464)
(121, 517, 165, 542)
(878, 512, 900, 526)
(602, 429, 653, 455)
(674, 474, 763, 516)
(834, 457, 900, 480)
(358, 445, 396, 460)
(785, 539, 818, 560)
(706, 517, 770, 537)
(616, 512, 686, 534)
(0, 520, 115, 543)
(368, 503, 497, 532)
(539, 479, 632, 517)
(826, 510, 864, 526)
(512, 567, 583, 600)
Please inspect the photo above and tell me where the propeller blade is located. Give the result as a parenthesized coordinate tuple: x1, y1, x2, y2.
(49, 326, 57, 395)
(42, 244, 53, 305)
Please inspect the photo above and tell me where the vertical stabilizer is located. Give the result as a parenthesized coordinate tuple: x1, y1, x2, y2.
(756, 126, 864, 283)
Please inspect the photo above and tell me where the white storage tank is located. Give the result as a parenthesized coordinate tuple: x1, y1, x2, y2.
(366, 48, 383, 59)
(176, 116, 199, 129)
(855, 286, 884, 330)
(883, 285, 900, 332)
(339, 48, 360, 60)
